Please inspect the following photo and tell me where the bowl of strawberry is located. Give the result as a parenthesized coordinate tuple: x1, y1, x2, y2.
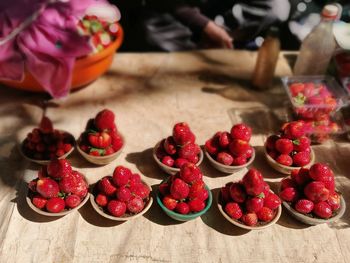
(153, 122, 203, 175)
(217, 168, 282, 230)
(279, 163, 346, 225)
(90, 166, 153, 221)
(20, 116, 75, 165)
(265, 121, 315, 175)
(157, 163, 212, 221)
(26, 159, 89, 216)
(78, 109, 124, 165)
(204, 123, 255, 174)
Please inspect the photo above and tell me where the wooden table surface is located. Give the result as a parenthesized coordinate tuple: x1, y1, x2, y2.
(0, 50, 349, 263)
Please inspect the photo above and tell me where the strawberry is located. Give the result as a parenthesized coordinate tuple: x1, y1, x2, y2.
(65, 195, 81, 208)
(304, 181, 329, 203)
(291, 168, 311, 186)
(88, 132, 111, 149)
(232, 156, 248, 166)
(241, 212, 258, 226)
(188, 198, 205, 212)
(98, 177, 117, 196)
(229, 139, 250, 157)
(130, 183, 150, 199)
(262, 182, 270, 198)
(155, 143, 166, 160)
(279, 187, 298, 202)
(89, 149, 102, 156)
(162, 195, 177, 210)
(264, 193, 281, 210)
(172, 122, 195, 145)
(205, 138, 219, 155)
(178, 143, 200, 161)
(28, 180, 38, 192)
(242, 168, 264, 196)
(59, 171, 88, 198)
(174, 158, 190, 168)
(32, 195, 47, 209)
(95, 194, 108, 207)
(188, 180, 205, 198)
(225, 202, 243, 219)
(276, 154, 293, 166)
(39, 116, 54, 134)
(219, 132, 232, 148)
(221, 185, 232, 203)
(229, 183, 246, 203)
(265, 135, 279, 151)
(268, 151, 278, 160)
(275, 139, 293, 155)
(242, 146, 254, 159)
(105, 146, 115, 155)
(109, 131, 123, 152)
(309, 163, 333, 182)
(293, 136, 310, 152)
(36, 178, 60, 198)
(129, 173, 141, 187)
(163, 136, 177, 155)
(108, 200, 126, 217)
(56, 149, 65, 157)
(179, 163, 202, 184)
(47, 159, 72, 179)
(113, 166, 132, 187)
(246, 197, 264, 213)
(127, 196, 145, 213)
(293, 151, 311, 167)
(170, 178, 189, 200)
(280, 178, 297, 190)
(162, 156, 175, 167)
(230, 123, 252, 142)
(256, 207, 275, 222)
(94, 109, 116, 131)
(290, 82, 305, 97)
(323, 177, 335, 193)
(283, 121, 306, 139)
(159, 182, 170, 196)
(294, 199, 314, 214)
(46, 197, 65, 213)
(116, 186, 132, 202)
(327, 192, 341, 211)
(313, 201, 332, 219)
(175, 202, 190, 214)
(216, 152, 234, 166)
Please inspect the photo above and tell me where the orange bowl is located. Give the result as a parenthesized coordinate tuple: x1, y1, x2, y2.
(1, 24, 124, 93)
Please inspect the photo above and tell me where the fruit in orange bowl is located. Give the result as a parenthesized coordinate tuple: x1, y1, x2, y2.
(217, 168, 282, 230)
(204, 123, 255, 173)
(279, 163, 346, 225)
(26, 159, 89, 216)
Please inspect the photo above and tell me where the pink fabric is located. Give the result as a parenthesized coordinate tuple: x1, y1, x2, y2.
(0, 0, 113, 98)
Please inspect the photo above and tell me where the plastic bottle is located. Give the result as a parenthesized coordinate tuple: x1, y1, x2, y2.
(293, 4, 339, 75)
(252, 27, 281, 90)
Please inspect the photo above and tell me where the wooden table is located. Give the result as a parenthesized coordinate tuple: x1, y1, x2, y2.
(0, 50, 349, 263)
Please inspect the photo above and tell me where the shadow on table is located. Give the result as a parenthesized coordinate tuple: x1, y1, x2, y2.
(276, 207, 311, 230)
(143, 185, 184, 226)
(201, 188, 250, 236)
(252, 146, 286, 179)
(198, 150, 232, 178)
(126, 148, 165, 180)
(68, 150, 100, 169)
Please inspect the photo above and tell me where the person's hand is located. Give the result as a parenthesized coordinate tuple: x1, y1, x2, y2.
(203, 21, 233, 49)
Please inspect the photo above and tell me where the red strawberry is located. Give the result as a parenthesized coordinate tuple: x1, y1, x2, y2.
(65, 195, 81, 208)
(268, 151, 278, 160)
(327, 192, 341, 211)
(47, 159, 72, 179)
(174, 158, 190, 168)
(162, 156, 175, 167)
(232, 156, 248, 166)
(63, 143, 72, 153)
(229, 183, 246, 203)
(293, 151, 311, 167)
(221, 185, 232, 203)
(219, 132, 232, 148)
(155, 142, 166, 160)
(129, 173, 141, 187)
(178, 143, 200, 161)
(264, 193, 281, 210)
(130, 183, 150, 199)
(246, 197, 264, 213)
(163, 195, 177, 210)
(110, 131, 123, 152)
(95, 194, 108, 207)
(279, 187, 298, 202)
(172, 122, 195, 145)
(241, 212, 258, 226)
(265, 135, 279, 151)
(108, 200, 126, 217)
(59, 171, 88, 198)
(28, 180, 38, 192)
(105, 146, 115, 155)
(283, 121, 306, 139)
(280, 178, 297, 190)
(159, 182, 170, 196)
(32, 195, 47, 209)
(163, 136, 177, 155)
(291, 168, 311, 186)
(294, 199, 314, 214)
(188, 198, 205, 212)
(98, 177, 117, 196)
(230, 123, 252, 142)
(216, 152, 234, 166)
(225, 202, 243, 219)
(256, 207, 275, 222)
(88, 132, 111, 149)
(127, 196, 145, 213)
(205, 138, 219, 155)
(116, 186, 132, 202)
(113, 166, 132, 187)
(179, 163, 202, 184)
(46, 197, 65, 213)
(309, 163, 333, 182)
(313, 201, 332, 219)
(229, 139, 250, 157)
(242, 146, 254, 159)
(56, 149, 65, 157)
(275, 139, 293, 154)
(188, 180, 205, 198)
(304, 181, 329, 203)
(322, 176, 335, 193)
(36, 178, 60, 198)
(39, 116, 54, 134)
(175, 202, 190, 214)
(290, 82, 305, 96)
(94, 109, 116, 131)
(276, 154, 293, 166)
(242, 168, 264, 196)
(262, 182, 270, 198)
(293, 136, 311, 152)
(170, 178, 189, 200)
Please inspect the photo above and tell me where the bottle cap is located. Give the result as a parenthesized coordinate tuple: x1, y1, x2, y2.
(322, 4, 339, 19)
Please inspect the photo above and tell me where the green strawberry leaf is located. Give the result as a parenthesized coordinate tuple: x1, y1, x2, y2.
(257, 192, 265, 199)
(293, 93, 306, 106)
(293, 139, 300, 145)
(58, 192, 66, 198)
(86, 129, 98, 134)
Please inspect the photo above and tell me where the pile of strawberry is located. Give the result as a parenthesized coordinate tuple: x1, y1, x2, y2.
(266, 121, 312, 167)
(79, 109, 123, 156)
(159, 163, 209, 214)
(22, 116, 74, 160)
(220, 168, 281, 226)
(77, 15, 119, 53)
(94, 166, 150, 217)
(279, 163, 341, 219)
(28, 159, 88, 213)
(205, 123, 253, 166)
(155, 122, 201, 168)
